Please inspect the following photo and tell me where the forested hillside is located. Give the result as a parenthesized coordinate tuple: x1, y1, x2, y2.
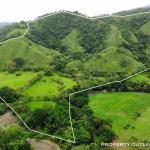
(1, 11, 150, 78)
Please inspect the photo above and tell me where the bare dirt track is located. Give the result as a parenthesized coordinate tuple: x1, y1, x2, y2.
(0, 112, 17, 130)
(28, 138, 61, 150)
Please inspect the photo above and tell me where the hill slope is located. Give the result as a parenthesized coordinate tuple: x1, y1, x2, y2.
(0, 37, 60, 70)
(0, 11, 150, 75)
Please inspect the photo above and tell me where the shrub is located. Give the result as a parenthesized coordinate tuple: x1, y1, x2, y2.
(0, 86, 20, 103)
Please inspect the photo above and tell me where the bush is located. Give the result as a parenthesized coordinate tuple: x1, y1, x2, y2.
(0, 86, 20, 103)
(0, 128, 31, 150)
(13, 58, 25, 69)
(44, 68, 53, 76)
(0, 103, 7, 115)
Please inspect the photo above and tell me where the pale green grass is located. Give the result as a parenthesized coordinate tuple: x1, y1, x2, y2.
(5, 28, 26, 39)
(129, 73, 150, 85)
(24, 74, 76, 97)
(0, 37, 60, 69)
(140, 21, 150, 35)
(120, 107, 150, 142)
(0, 72, 36, 89)
(27, 101, 55, 111)
(128, 31, 138, 43)
(106, 25, 128, 46)
(84, 47, 145, 73)
(89, 92, 150, 137)
(62, 29, 84, 53)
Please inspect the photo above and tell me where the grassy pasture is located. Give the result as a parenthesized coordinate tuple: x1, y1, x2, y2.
(0, 72, 36, 89)
(24, 74, 76, 97)
(27, 101, 55, 111)
(89, 92, 150, 141)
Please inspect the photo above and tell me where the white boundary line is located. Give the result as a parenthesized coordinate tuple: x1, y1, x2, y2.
(0, 10, 150, 143)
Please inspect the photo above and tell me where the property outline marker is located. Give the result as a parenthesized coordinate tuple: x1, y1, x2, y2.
(0, 10, 150, 143)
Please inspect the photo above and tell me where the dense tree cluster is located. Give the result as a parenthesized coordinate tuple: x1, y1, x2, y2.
(22, 91, 115, 149)
(0, 86, 20, 103)
(0, 128, 31, 150)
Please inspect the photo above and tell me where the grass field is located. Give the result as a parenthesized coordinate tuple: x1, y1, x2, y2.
(27, 101, 55, 111)
(128, 73, 150, 85)
(0, 72, 37, 89)
(119, 107, 150, 142)
(24, 74, 76, 97)
(89, 92, 150, 141)
(0, 71, 76, 98)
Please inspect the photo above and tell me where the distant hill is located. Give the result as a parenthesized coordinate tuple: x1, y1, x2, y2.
(0, 22, 12, 29)
(113, 5, 150, 16)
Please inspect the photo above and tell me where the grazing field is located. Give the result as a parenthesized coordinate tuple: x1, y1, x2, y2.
(0, 72, 37, 89)
(120, 107, 150, 142)
(24, 74, 76, 97)
(89, 92, 150, 141)
(27, 101, 56, 111)
(0, 72, 76, 98)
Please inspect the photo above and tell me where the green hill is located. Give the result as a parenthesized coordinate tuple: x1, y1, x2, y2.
(0, 37, 60, 70)
(84, 46, 145, 74)
(0, 12, 150, 74)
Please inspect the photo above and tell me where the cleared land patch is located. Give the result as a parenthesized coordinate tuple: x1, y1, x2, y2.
(0, 72, 37, 89)
(0, 112, 17, 130)
(24, 74, 76, 97)
(27, 101, 55, 111)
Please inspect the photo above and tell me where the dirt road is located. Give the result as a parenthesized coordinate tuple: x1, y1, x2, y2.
(27, 138, 61, 150)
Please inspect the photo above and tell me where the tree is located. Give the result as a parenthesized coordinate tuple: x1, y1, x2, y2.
(13, 58, 25, 69)
(0, 86, 20, 103)
(71, 93, 89, 108)
(0, 128, 31, 150)
(44, 68, 53, 76)
(26, 108, 48, 128)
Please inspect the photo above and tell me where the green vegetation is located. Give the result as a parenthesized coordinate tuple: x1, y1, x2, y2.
(120, 107, 150, 142)
(84, 47, 145, 74)
(114, 6, 150, 16)
(128, 73, 150, 85)
(0, 127, 31, 150)
(27, 101, 55, 111)
(89, 92, 150, 141)
(140, 21, 150, 35)
(0, 37, 60, 70)
(0, 22, 27, 42)
(0, 86, 20, 103)
(106, 25, 128, 46)
(62, 29, 84, 53)
(24, 74, 76, 97)
(0, 72, 36, 89)
(0, 7, 150, 149)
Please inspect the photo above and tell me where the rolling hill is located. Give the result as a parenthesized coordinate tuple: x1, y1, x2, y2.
(0, 11, 150, 76)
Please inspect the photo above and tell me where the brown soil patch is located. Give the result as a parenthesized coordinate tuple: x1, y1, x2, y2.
(27, 138, 61, 150)
(0, 112, 17, 130)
